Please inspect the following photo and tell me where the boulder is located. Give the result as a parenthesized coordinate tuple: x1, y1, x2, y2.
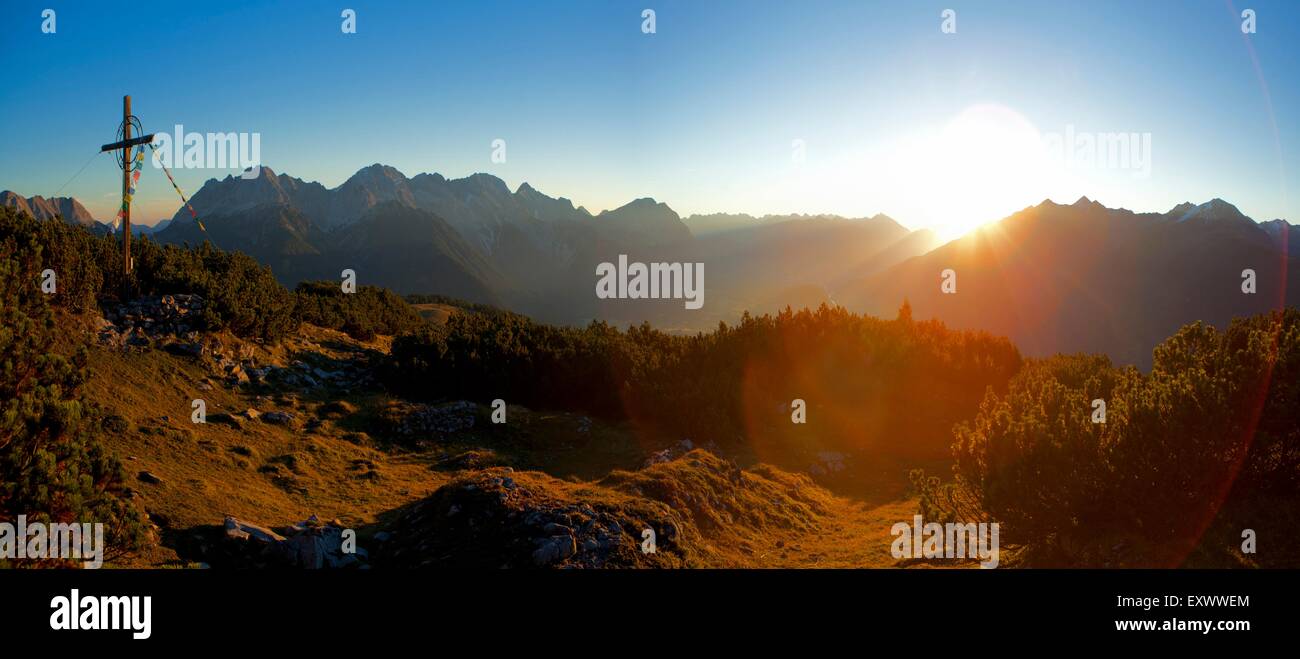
(390, 401, 476, 438)
(532, 535, 578, 566)
(223, 516, 285, 543)
(262, 411, 294, 425)
(215, 515, 366, 569)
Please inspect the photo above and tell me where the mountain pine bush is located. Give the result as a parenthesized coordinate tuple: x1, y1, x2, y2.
(295, 281, 426, 340)
(920, 310, 1300, 566)
(0, 206, 297, 342)
(386, 303, 1023, 462)
(113, 239, 298, 342)
(0, 229, 148, 566)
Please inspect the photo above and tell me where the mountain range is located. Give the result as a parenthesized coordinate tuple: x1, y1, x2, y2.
(838, 196, 1299, 367)
(7, 165, 1296, 367)
(1, 191, 96, 227)
(146, 165, 931, 328)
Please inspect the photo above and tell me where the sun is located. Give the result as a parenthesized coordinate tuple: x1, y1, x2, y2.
(891, 104, 1054, 242)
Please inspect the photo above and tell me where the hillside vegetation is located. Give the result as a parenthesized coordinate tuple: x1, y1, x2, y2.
(385, 301, 1022, 497)
(0, 213, 149, 567)
(2, 205, 1296, 568)
(915, 311, 1300, 567)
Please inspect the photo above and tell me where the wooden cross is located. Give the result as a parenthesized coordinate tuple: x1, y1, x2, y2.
(99, 95, 154, 300)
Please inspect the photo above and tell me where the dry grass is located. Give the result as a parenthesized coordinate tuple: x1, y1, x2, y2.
(69, 312, 924, 568)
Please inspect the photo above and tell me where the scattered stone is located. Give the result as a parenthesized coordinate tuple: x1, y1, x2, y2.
(262, 411, 294, 425)
(374, 465, 685, 569)
(224, 516, 284, 543)
(97, 294, 205, 347)
(211, 515, 367, 569)
(137, 471, 163, 485)
(532, 535, 577, 566)
(641, 438, 703, 468)
(225, 363, 249, 385)
(388, 401, 476, 439)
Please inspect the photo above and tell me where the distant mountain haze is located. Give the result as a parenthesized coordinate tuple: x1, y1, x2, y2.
(151, 164, 929, 327)
(683, 212, 901, 237)
(1, 191, 97, 227)
(836, 196, 1300, 368)
(8, 164, 1294, 367)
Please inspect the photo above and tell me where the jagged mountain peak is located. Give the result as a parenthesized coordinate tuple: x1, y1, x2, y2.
(343, 163, 410, 186)
(1171, 198, 1250, 224)
(460, 172, 510, 193)
(0, 190, 97, 226)
(515, 180, 572, 203)
(867, 212, 908, 232)
(622, 197, 664, 209)
(514, 181, 584, 223)
(411, 172, 446, 184)
(600, 197, 677, 220)
(219, 165, 279, 182)
(594, 196, 690, 246)
(360, 162, 402, 174)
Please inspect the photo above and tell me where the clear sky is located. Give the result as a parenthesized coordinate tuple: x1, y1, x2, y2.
(1, 0, 1297, 239)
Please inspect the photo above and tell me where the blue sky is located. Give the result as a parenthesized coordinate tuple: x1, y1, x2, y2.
(1, 0, 1297, 235)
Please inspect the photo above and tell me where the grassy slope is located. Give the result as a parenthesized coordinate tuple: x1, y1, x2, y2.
(74, 322, 445, 565)
(66, 311, 917, 568)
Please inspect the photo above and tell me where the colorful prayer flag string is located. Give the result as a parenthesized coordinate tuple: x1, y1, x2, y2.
(115, 146, 146, 223)
(148, 143, 206, 234)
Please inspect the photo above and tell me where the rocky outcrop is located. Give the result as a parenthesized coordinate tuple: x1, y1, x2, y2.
(382, 401, 477, 440)
(374, 467, 682, 569)
(190, 515, 370, 569)
(97, 294, 205, 347)
(1, 191, 97, 226)
(642, 439, 719, 468)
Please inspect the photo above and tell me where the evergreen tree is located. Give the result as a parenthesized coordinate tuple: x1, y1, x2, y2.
(0, 232, 147, 567)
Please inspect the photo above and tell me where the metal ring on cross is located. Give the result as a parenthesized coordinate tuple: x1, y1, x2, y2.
(115, 115, 144, 169)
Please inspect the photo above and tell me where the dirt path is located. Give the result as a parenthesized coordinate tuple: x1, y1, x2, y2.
(751, 498, 916, 568)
